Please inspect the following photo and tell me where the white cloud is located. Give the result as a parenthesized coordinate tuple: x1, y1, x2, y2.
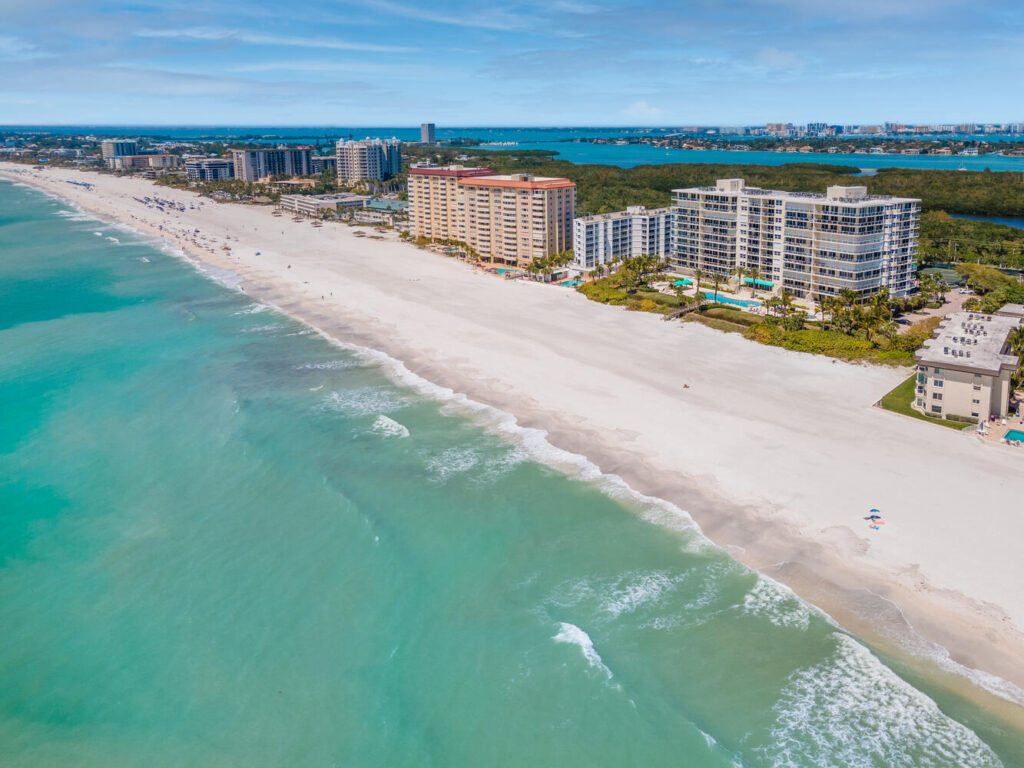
(135, 27, 416, 53)
(755, 46, 803, 70)
(0, 34, 49, 61)
(348, 0, 529, 31)
(621, 99, 664, 121)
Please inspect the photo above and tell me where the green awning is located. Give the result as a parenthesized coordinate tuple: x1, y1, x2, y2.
(741, 278, 774, 287)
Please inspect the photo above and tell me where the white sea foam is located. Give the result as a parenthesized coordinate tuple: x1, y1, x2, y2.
(765, 633, 1003, 768)
(741, 576, 813, 631)
(602, 570, 687, 618)
(424, 447, 479, 481)
(321, 387, 407, 417)
(553, 622, 613, 680)
(232, 304, 270, 316)
(92, 231, 103, 236)
(371, 415, 409, 438)
(239, 323, 281, 334)
(105, 236, 120, 244)
(138, 256, 150, 263)
(53, 210, 96, 222)
(295, 359, 358, 371)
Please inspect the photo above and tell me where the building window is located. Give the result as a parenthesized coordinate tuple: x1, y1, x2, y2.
(973, 385, 981, 391)
(934, 368, 944, 374)
(971, 412, 979, 418)
(932, 393, 942, 400)
(931, 405, 942, 414)
(933, 379, 943, 387)
(972, 398, 980, 405)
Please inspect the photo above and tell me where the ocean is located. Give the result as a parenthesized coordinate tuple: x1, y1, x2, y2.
(503, 141, 1024, 172)
(1, 178, 1022, 766)
(7, 125, 1024, 171)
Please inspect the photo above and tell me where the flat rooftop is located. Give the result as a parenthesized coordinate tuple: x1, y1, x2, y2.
(672, 177, 919, 206)
(915, 309, 1021, 374)
(575, 206, 672, 223)
(459, 173, 575, 190)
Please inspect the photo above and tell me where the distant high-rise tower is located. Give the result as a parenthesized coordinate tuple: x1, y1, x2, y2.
(420, 123, 436, 145)
(336, 138, 402, 183)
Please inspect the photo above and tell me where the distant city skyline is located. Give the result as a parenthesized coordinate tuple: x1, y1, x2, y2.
(1, 0, 1021, 125)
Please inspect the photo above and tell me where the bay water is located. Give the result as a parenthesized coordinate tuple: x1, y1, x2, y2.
(1, 179, 1022, 766)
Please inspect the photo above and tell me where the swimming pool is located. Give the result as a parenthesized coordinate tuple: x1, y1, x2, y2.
(1005, 429, 1024, 442)
(558, 280, 583, 287)
(702, 292, 761, 308)
(491, 268, 514, 274)
(671, 279, 693, 286)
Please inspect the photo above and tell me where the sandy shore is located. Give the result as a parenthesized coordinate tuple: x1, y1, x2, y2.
(5, 164, 1024, 716)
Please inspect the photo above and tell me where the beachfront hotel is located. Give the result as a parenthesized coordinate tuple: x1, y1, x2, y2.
(335, 138, 402, 183)
(408, 165, 495, 240)
(185, 158, 235, 182)
(913, 305, 1023, 421)
(671, 179, 920, 300)
(230, 148, 313, 182)
(572, 206, 672, 271)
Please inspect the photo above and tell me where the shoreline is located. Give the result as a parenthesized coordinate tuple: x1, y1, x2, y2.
(4, 164, 1024, 726)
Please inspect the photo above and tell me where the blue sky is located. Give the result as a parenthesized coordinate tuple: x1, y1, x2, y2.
(0, 0, 1021, 126)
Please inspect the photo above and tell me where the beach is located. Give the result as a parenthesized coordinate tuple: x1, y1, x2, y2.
(5, 163, 1023, 715)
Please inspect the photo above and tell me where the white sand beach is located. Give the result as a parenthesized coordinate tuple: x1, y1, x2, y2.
(5, 164, 1024, 714)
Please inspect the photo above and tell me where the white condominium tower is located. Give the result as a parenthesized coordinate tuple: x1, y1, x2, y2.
(336, 138, 402, 183)
(420, 123, 436, 145)
(671, 178, 920, 299)
(572, 206, 672, 272)
(230, 148, 312, 182)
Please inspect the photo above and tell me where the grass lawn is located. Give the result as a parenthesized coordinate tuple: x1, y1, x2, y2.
(877, 375, 970, 430)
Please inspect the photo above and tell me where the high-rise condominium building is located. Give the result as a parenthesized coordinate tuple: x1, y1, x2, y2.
(460, 174, 576, 266)
(101, 140, 138, 160)
(335, 138, 402, 183)
(185, 158, 235, 181)
(408, 165, 495, 240)
(407, 167, 576, 266)
(310, 155, 338, 174)
(230, 148, 313, 182)
(572, 206, 672, 272)
(671, 178, 919, 300)
(420, 123, 436, 145)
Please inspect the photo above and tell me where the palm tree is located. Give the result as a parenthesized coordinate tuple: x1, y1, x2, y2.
(747, 266, 762, 297)
(710, 272, 725, 302)
(693, 268, 705, 299)
(779, 288, 795, 318)
(734, 265, 747, 295)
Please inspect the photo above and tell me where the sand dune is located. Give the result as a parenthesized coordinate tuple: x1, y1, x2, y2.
(5, 164, 1023, 713)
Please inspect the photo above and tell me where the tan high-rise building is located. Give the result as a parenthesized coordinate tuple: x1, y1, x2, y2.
(408, 165, 495, 240)
(408, 167, 576, 266)
(460, 174, 576, 266)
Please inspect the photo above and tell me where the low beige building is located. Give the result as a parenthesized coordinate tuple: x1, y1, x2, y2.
(107, 154, 180, 171)
(278, 193, 368, 216)
(913, 306, 1022, 421)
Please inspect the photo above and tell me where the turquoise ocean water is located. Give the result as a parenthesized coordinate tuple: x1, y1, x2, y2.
(504, 141, 1024, 171)
(1, 179, 1023, 766)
